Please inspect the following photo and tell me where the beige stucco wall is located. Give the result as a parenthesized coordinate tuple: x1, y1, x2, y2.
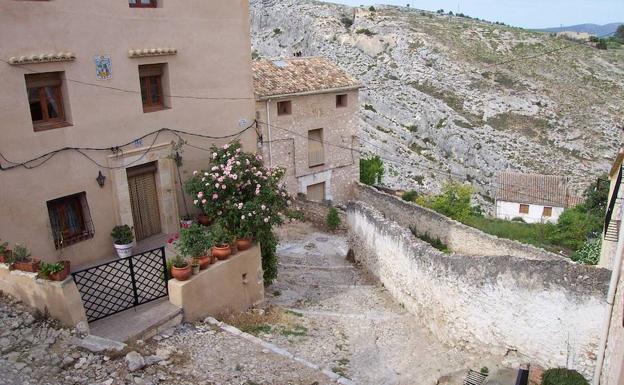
(168, 245, 264, 322)
(600, 258, 624, 385)
(255, 89, 360, 203)
(0, 264, 87, 327)
(0, 0, 257, 268)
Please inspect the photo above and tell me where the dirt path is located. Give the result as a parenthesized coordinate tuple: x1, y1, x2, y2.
(263, 222, 500, 385)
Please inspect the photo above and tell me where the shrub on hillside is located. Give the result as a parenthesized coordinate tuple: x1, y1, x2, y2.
(326, 207, 341, 231)
(550, 205, 602, 251)
(402, 190, 418, 202)
(340, 15, 354, 29)
(541, 368, 588, 385)
(416, 182, 478, 222)
(571, 239, 601, 265)
(360, 155, 384, 186)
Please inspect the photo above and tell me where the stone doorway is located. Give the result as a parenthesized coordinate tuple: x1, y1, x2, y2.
(127, 162, 162, 241)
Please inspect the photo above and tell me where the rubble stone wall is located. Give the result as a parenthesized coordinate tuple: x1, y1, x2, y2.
(347, 201, 610, 379)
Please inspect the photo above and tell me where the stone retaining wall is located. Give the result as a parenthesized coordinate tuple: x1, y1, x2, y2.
(294, 198, 347, 232)
(355, 183, 563, 261)
(0, 264, 87, 327)
(347, 201, 611, 378)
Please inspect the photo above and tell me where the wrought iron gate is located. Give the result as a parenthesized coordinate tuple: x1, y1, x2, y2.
(72, 247, 168, 322)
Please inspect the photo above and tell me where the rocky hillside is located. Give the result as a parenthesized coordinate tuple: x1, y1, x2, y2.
(250, 0, 624, 200)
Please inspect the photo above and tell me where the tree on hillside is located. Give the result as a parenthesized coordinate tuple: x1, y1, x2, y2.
(360, 156, 384, 186)
(583, 174, 610, 218)
(615, 25, 624, 43)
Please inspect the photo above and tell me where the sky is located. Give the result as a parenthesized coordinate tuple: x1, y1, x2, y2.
(323, 0, 623, 29)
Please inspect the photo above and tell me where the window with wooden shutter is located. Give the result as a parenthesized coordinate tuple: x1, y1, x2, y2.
(519, 204, 530, 214)
(138, 64, 165, 112)
(47, 192, 94, 249)
(25, 72, 69, 131)
(308, 128, 324, 167)
(543, 206, 553, 217)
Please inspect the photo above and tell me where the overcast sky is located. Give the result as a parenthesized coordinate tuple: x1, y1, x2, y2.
(322, 0, 623, 29)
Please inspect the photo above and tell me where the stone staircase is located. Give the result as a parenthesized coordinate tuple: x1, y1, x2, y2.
(605, 220, 620, 242)
(88, 298, 182, 342)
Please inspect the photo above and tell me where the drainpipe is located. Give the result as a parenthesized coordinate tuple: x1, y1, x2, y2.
(266, 99, 273, 168)
(593, 199, 624, 385)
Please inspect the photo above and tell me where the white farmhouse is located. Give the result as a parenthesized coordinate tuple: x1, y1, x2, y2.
(495, 171, 580, 223)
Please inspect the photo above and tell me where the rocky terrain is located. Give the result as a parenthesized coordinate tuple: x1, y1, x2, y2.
(249, 0, 624, 198)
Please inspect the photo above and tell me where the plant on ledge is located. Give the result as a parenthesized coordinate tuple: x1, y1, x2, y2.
(111, 225, 134, 258)
(39, 261, 68, 281)
(184, 140, 290, 284)
(174, 224, 212, 269)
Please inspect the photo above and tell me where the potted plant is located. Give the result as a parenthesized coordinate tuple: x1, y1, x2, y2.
(111, 225, 134, 258)
(180, 215, 194, 229)
(197, 212, 211, 227)
(170, 255, 191, 281)
(175, 224, 212, 270)
(191, 258, 200, 275)
(39, 261, 69, 282)
(0, 240, 10, 264)
(11, 244, 40, 273)
(235, 228, 253, 251)
(210, 221, 234, 260)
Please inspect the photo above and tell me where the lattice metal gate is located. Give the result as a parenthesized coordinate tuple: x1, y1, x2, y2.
(72, 247, 168, 322)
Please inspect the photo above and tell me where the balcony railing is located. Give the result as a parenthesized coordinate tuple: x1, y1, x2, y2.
(308, 149, 325, 167)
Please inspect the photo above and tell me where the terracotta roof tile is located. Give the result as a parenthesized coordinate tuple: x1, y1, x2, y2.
(252, 57, 361, 99)
(497, 171, 571, 207)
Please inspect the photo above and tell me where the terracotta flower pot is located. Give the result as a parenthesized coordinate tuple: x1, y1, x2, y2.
(60, 260, 71, 275)
(48, 269, 69, 282)
(171, 264, 192, 281)
(0, 250, 10, 263)
(197, 255, 211, 270)
(236, 238, 253, 251)
(212, 245, 231, 260)
(197, 214, 211, 227)
(13, 259, 41, 273)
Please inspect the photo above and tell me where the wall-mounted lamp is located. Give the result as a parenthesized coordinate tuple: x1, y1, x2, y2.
(96, 171, 106, 188)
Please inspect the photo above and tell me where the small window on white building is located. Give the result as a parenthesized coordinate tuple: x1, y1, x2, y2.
(519, 204, 529, 214)
(277, 100, 292, 116)
(543, 206, 553, 217)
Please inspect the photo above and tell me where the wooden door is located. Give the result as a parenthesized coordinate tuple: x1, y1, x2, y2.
(306, 182, 326, 202)
(127, 163, 161, 241)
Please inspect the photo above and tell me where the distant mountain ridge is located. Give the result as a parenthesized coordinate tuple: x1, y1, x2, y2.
(536, 23, 622, 36)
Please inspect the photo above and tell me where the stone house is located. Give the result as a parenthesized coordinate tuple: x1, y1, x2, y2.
(0, 0, 257, 268)
(252, 57, 361, 203)
(595, 149, 624, 385)
(495, 171, 580, 223)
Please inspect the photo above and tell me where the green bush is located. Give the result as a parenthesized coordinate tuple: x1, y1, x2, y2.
(363, 104, 377, 112)
(326, 207, 341, 231)
(550, 205, 602, 251)
(402, 190, 418, 202)
(410, 226, 449, 253)
(571, 239, 601, 265)
(360, 155, 384, 186)
(273, 28, 282, 35)
(368, 6, 375, 12)
(541, 368, 588, 385)
(417, 182, 476, 222)
(176, 224, 211, 258)
(111, 225, 134, 245)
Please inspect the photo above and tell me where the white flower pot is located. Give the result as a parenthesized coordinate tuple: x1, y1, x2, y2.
(114, 243, 134, 259)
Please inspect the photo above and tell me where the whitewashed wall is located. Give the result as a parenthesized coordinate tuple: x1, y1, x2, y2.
(347, 201, 610, 379)
(495, 200, 564, 223)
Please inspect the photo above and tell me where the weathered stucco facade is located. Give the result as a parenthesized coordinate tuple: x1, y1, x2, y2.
(0, 0, 256, 268)
(253, 57, 360, 203)
(597, 150, 624, 385)
(347, 188, 611, 379)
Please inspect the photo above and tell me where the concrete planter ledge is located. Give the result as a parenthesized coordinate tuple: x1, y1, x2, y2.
(0, 263, 87, 327)
(168, 245, 265, 322)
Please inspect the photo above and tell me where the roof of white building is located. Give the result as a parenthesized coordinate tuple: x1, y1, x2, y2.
(252, 57, 361, 99)
(496, 171, 570, 207)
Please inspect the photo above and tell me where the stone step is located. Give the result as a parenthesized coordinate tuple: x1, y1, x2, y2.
(88, 298, 182, 343)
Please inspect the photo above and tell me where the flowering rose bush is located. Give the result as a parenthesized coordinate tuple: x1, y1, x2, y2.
(184, 140, 290, 284)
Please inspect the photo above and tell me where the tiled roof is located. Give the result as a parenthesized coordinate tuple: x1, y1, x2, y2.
(497, 171, 570, 207)
(252, 57, 361, 99)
